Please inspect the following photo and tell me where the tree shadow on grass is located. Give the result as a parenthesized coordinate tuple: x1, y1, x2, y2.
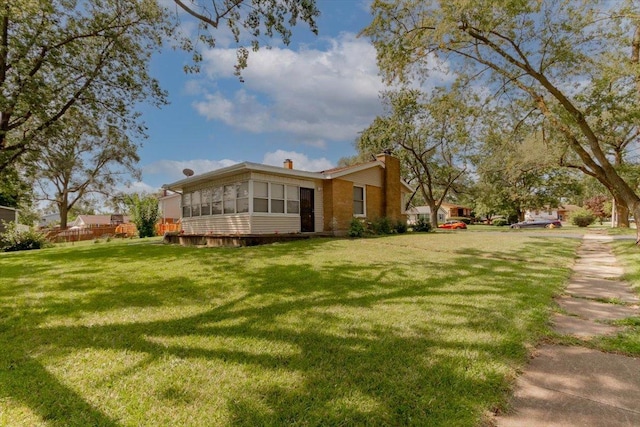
(0, 236, 579, 426)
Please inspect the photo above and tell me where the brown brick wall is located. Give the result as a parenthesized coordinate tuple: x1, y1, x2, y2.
(323, 179, 354, 232)
(366, 186, 383, 220)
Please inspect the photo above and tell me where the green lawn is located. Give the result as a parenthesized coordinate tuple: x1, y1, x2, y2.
(0, 233, 580, 426)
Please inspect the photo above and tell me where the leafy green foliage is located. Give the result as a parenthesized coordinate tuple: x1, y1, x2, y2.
(363, 0, 640, 238)
(0, 222, 49, 252)
(570, 208, 596, 227)
(172, 0, 320, 78)
(371, 216, 393, 235)
(358, 88, 475, 230)
(0, 0, 169, 173)
(492, 218, 509, 227)
(348, 217, 366, 238)
(125, 193, 160, 238)
(395, 220, 408, 233)
(33, 108, 141, 229)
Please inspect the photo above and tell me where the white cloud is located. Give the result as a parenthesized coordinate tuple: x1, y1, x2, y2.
(120, 181, 159, 194)
(193, 33, 387, 145)
(262, 150, 334, 172)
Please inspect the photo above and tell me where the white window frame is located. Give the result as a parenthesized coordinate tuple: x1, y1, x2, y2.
(353, 185, 366, 217)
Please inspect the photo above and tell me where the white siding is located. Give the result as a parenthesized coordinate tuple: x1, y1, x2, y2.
(337, 167, 383, 187)
(182, 215, 251, 234)
(180, 171, 326, 234)
(250, 215, 301, 234)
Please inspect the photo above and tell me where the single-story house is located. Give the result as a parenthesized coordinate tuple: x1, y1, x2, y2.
(163, 153, 413, 236)
(0, 205, 18, 233)
(525, 205, 581, 222)
(39, 213, 61, 228)
(68, 214, 131, 228)
(406, 205, 448, 225)
(440, 202, 473, 219)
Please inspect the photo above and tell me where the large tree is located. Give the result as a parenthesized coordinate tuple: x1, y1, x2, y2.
(358, 87, 475, 228)
(473, 117, 582, 223)
(0, 0, 169, 173)
(33, 109, 140, 229)
(363, 0, 640, 242)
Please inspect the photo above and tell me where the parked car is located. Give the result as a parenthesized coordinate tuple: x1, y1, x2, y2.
(510, 219, 562, 229)
(438, 220, 467, 230)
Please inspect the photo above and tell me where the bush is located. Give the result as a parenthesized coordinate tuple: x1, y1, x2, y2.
(571, 208, 596, 227)
(413, 217, 432, 232)
(0, 222, 50, 252)
(395, 220, 408, 234)
(348, 218, 366, 238)
(371, 217, 393, 235)
(493, 218, 509, 227)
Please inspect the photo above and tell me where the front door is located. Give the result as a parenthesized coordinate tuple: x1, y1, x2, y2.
(300, 188, 315, 232)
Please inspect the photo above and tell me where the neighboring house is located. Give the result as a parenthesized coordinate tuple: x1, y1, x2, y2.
(158, 191, 181, 223)
(163, 153, 413, 235)
(68, 214, 131, 228)
(525, 205, 580, 222)
(406, 205, 447, 225)
(0, 205, 18, 233)
(39, 213, 61, 228)
(440, 202, 473, 219)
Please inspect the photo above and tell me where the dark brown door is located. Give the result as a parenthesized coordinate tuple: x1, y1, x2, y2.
(300, 188, 315, 232)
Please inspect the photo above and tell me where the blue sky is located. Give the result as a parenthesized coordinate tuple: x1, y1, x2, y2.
(133, 0, 387, 192)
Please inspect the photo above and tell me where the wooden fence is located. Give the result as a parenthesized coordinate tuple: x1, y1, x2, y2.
(47, 221, 182, 242)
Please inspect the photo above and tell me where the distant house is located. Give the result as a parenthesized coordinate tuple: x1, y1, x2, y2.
(406, 205, 448, 225)
(39, 213, 61, 228)
(0, 205, 18, 233)
(158, 191, 181, 223)
(440, 202, 473, 219)
(163, 153, 413, 236)
(525, 205, 581, 222)
(68, 214, 131, 229)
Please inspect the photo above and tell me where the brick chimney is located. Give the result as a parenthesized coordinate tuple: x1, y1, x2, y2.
(283, 159, 293, 169)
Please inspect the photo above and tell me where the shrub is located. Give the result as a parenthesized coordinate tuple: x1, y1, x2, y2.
(125, 193, 160, 238)
(348, 218, 366, 238)
(571, 208, 596, 227)
(371, 217, 393, 235)
(413, 217, 432, 232)
(0, 222, 50, 252)
(395, 220, 408, 234)
(493, 218, 509, 227)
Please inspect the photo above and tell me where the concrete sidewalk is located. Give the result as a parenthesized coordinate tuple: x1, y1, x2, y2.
(496, 234, 640, 427)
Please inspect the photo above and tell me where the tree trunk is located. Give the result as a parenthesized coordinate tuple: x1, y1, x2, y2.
(429, 204, 439, 229)
(616, 199, 630, 228)
(59, 199, 69, 230)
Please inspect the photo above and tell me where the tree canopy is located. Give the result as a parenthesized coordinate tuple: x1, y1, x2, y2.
(0, 0, 169, 173)
(363, 0, 640, 240)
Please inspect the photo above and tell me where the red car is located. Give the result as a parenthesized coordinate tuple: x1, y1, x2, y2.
(438, 220, 467, 230)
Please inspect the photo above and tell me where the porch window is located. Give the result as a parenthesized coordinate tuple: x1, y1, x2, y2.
(237, 182, 249, 213)
(182, 192, 192, 218)
(271, 184, 285, 213)
(353, 185, 365, 216)
(287, 185, 299, 214)
(223, 185, 236, 214)
(253, 181, 269, 213)
(200, 189, 211, 216)
(211, 186, 222, 215)
(191, 191, 201, 217)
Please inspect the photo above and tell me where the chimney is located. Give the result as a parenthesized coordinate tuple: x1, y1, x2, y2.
(284, 159, 293, 169)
